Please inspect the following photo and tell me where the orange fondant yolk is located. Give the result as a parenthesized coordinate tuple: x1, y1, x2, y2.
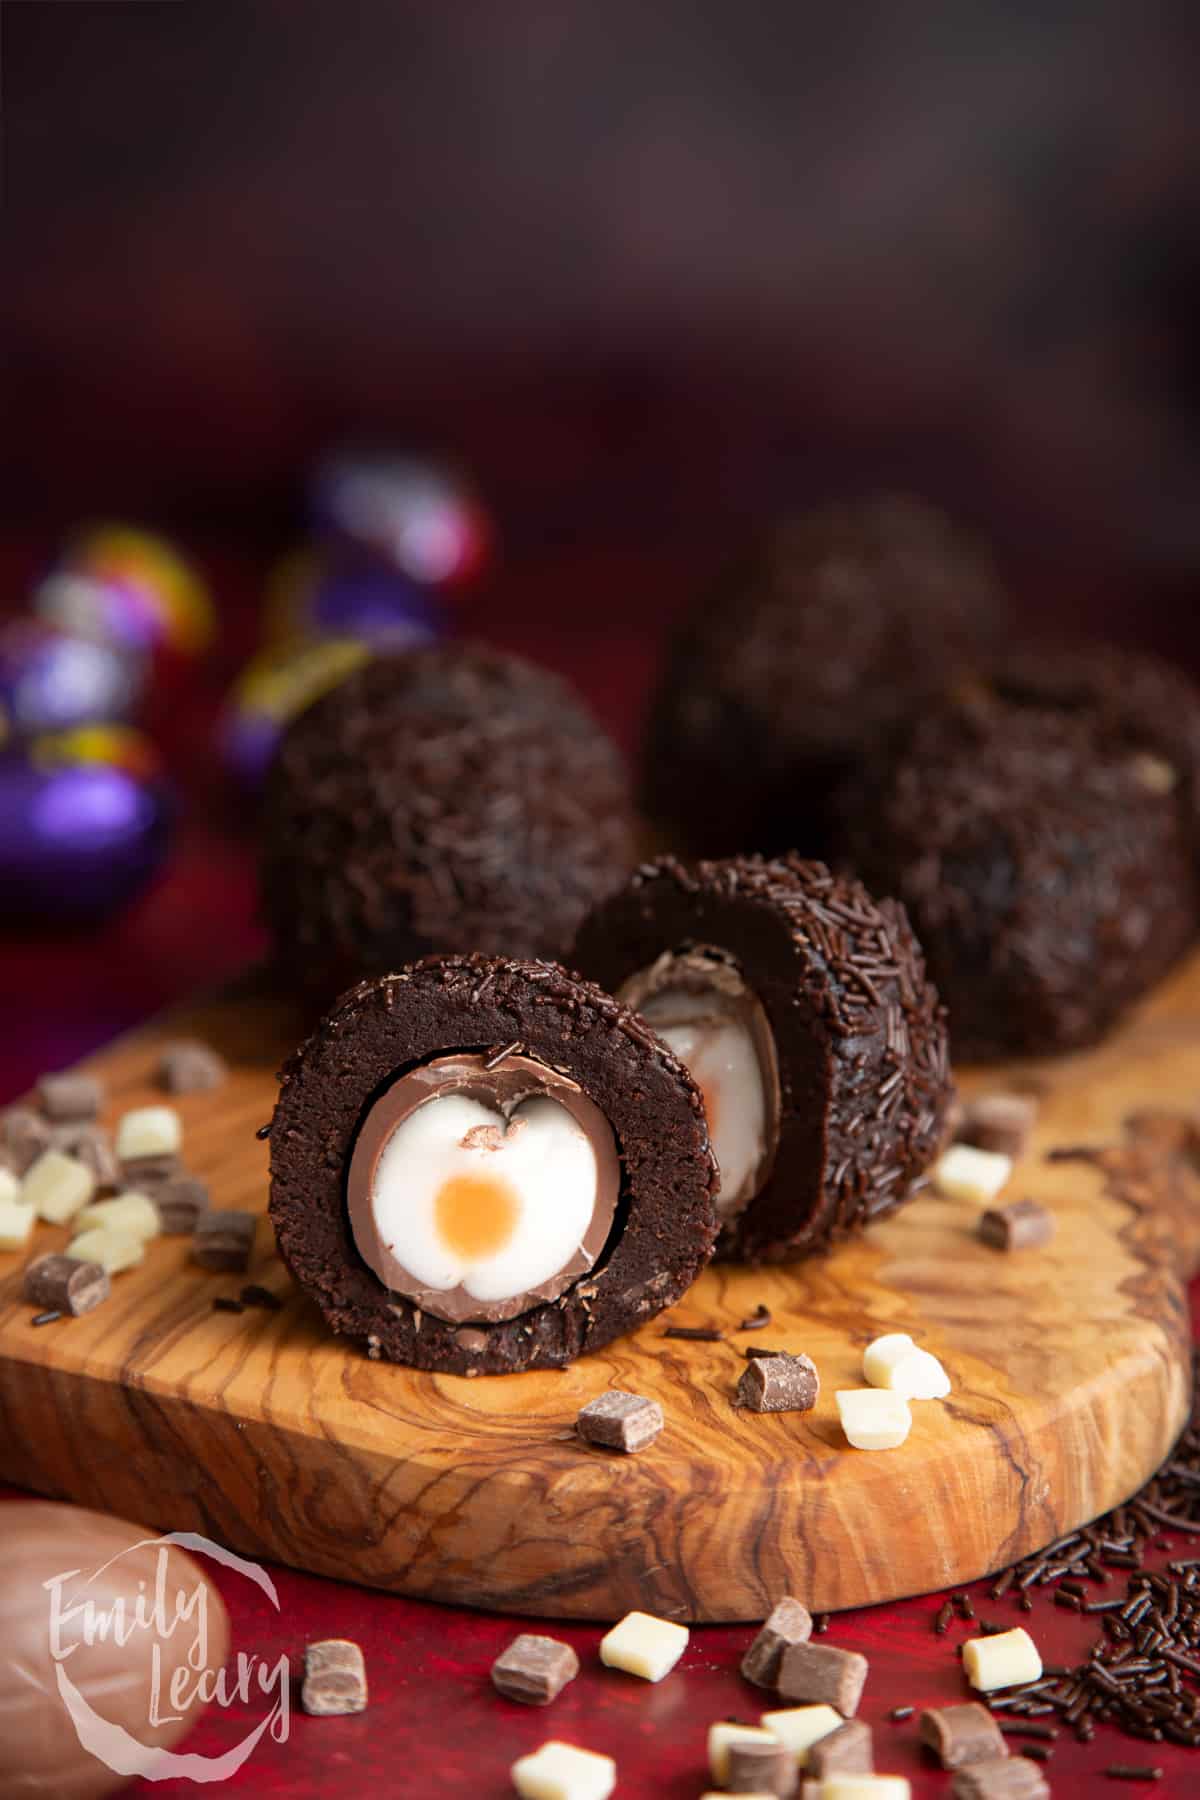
(700, 1079, 720, 1137)
(434, 1172, 521, 1260)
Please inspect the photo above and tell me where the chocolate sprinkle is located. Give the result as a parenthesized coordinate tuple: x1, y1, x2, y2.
(213, 1297, 245, 1314)
(30, 1310, 61, 1327)
(739, 1304, 772, 1331)
(663, 1325, 724, 1341)
(240, 1284, 283, 1310)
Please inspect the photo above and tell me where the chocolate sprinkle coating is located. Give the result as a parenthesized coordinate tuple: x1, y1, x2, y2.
(573, 855, 952, 1261)
(642, 495, 1006, 857)
(261, 644, 637, 1003)
(841, 692, 1200, 1061)
(268, 953, 719, 1373)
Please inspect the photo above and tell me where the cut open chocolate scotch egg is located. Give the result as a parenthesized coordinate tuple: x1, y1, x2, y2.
(573, 855, 954, 1262)
(268, 954, 719, 1373)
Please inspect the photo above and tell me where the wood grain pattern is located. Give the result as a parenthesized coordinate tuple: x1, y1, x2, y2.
(1, 958, 1198, 1622)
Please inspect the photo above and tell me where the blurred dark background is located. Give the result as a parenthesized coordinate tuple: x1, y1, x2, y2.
(5, 0, 1200, 619)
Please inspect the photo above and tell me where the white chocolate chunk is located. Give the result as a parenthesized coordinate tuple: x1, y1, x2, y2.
(0, 1167, 20, 1207)
(511, 1740, 616, 1800)
(862, 1333, 914, 1387)
(0, 1190, 36, 1251)
(863, 1335, 950, 1399)
(818, 1780, 911, 1800)
(760, 1704, 842, 1765)
(373, 1092, 598, 1303)
(65, 1226, 145, 1274)
(932, 1144, 1012, 1206)
(836, 1389, 912, 1450)
(599, 1610, 688, 1681)
(709, 1722, 779, 1783)
(963, 1626, 1042, 1692)
(76, 1192, 161, 1241)
(115, 1104, 182, 1162)
(21, 1148, 96, 1224)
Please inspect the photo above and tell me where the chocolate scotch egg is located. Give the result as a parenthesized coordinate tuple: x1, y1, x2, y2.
(840, 686, 1200, 1061)
(572, 855, 953, 1262)
(642, 494, 1006, 858)
(267, 954, 719, 1372)
(260, 644, 637, 1002)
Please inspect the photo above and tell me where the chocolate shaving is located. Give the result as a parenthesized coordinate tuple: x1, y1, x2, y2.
(739, 1304, 772, 1331)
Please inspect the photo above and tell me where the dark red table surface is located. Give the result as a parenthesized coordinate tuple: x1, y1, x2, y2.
(2, 536, 1199, 1797)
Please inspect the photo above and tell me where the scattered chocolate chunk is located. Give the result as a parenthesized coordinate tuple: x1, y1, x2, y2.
(951, 1758, 1049, 1799)
(741, 1596, 814, 1688)
(726, 1736, 797, 1796)
(490, 1633, 580, 1706)
(664, 1324, 724, 1342)
(739, 1305, 772, 1331)
(154, 1175, 211, 1235)
(736, 1351, 819, 1414)
(22, 1253, 111, 1318)
(240, 1283, 283, 1311)
(576, 1391, 664, 1454)
(37, 1071, 103, 1122)
(920, 1703, 1008, 1770)
(1104, 1769, 1163, 1783)
(192, 1209, 256, 1272)
(806, 1719, 873, 1777)
(212, 1296, 245, 1314)
(959, 1093, 1039, 1160)
(0, 1107, 50, 1176)
(120, 1152, 182, 1190)
(50, 1122, 118, 1190)
(301, 1639, 368, 1716)
(776, 1641, 868, 1715)
(31, 1311, 62, 1327)
(158, 1040, 228, 1094)
(978, 1199, 1055, 1252)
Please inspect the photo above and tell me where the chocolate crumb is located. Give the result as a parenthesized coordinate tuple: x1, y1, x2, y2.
(213, 1297, 245, 1314)
(240, 1283, 283, 1311)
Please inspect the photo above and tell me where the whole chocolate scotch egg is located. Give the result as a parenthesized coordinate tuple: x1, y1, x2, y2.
(840, 670, 1200, 1061)
(642, 495, 1006, 858)
(268, 954, 718, 1372)
(261, 644, 636, 1001)
(573, 855, 953, 1262)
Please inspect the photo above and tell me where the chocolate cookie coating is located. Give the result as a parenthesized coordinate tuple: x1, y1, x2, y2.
(572, 855, 952, 1262)
(841, 693, 1200, 1060)
(642, 495, 1005, 857)
(267, 954, 719, 1372)
(261, 644, 636, 1002)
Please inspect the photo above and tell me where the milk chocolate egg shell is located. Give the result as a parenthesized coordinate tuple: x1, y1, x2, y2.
(573, 855, 952, 1262)
(642, 495, 1006, 858)
(260, 643, 637, 1003)
(840, 695, 1200, 1060)
(0, 1500, 230, 1799)
(267, 953, 719, 1372)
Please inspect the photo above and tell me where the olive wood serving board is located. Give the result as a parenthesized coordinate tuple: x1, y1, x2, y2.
(1, 957, 1199, 1623)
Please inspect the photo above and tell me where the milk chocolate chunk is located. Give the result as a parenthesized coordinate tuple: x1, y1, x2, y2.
(577, 1391, 664, 1453)
(158, 1038, 228, 1093)
(155, 1174, 211, 1234)
(741, 1596, 815, 1688)
(777, 1642, 869, 1716)
(0, 1105, 50, 1175)
(261, 643, 637, 1006)
(807, 1720, 874, 1778)
(727, 1737, 797, 1796)
(269, 954, 718, 1374)
(192, 1209, 256, 1272)
(491, 1633, 580, 1705)
(951, 1759, 1049, 1800)
(51, 1120, 118, 1189)
(841, 680, 1200, 1060)
(737, 1352, 820, 1414)
(120, 1152, 182, 1189)
(574, 855, 951, 1262)
(641, 495, 1007, 858)
(957, 1094, 1038, 1161)
(920, 1703, 1008, 1770)
(37, 1070, 103, 1121)
(301, 1638, 367, 1715)
(22, 1252, 111, 1317)
(978, 1200, 1055, 1252)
